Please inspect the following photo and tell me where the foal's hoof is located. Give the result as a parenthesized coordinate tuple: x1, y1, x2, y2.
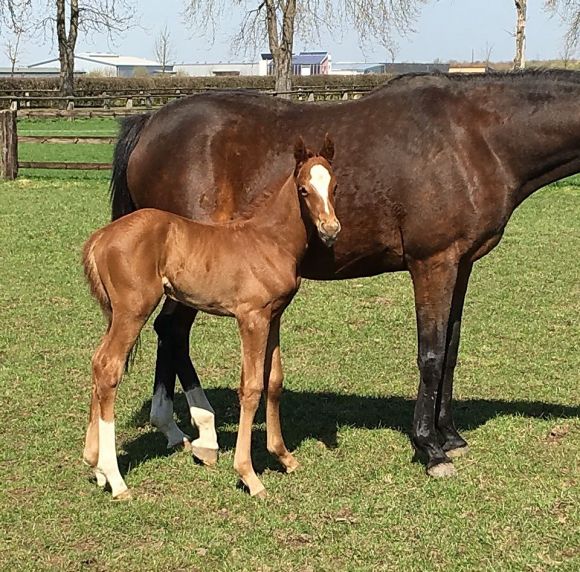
(284, 458, 300, 474)
(445, 445, 470, 459)
(191, 445, 219, 467)
(252, 487, 268, 499)
(112, 489, 133, 502)
(94, 470, 107, 488)
(427, 462, 457, 478)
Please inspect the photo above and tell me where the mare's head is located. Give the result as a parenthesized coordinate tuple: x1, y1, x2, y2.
(294, 135, 341, 247)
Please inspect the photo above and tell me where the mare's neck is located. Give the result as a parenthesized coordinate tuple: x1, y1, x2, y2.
(486, 74, 580, 207)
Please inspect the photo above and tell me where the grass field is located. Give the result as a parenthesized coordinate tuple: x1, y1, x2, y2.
(0, 118, 579, 571)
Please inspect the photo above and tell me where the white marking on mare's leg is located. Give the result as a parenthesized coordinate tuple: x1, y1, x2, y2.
(309, 164, 332, 214)
(150, 390, 190, 449)
(97, 418, 128, 498)
(186, 387, 218, 450)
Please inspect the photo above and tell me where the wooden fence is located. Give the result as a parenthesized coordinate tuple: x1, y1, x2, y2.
(4, 86, 371, 117)
(0, 84, 371, 177)
(0, 110, 114, 178)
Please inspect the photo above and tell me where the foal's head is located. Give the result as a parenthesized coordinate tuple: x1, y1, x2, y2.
(294, 135, 341, 247)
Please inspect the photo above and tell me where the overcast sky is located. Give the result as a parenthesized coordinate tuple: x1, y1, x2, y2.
(5, 0, 572, 67)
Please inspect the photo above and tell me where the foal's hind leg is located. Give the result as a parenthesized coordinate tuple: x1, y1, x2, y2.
(264, 318, 299, 473)
(151, 300, 218, 463)
(90, 313, 148, 499)
(83, 381, 106, 487)
(234, 310, 271, 497)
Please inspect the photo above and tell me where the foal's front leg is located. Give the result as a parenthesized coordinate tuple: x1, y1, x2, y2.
(234, 310, 271, 497)
(265, 317, 299, 473)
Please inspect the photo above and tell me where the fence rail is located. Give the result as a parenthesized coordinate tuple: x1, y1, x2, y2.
(4, 86, 372, 114)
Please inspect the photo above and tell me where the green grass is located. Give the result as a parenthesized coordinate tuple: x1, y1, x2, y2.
(0, 125, 579, 570)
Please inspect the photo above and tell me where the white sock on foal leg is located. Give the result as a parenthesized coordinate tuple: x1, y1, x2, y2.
(150, 390, 190, 448)
(97, 418, 128, 498)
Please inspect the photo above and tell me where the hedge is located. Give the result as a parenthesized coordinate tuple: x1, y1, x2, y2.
(0, 73, 391, 96)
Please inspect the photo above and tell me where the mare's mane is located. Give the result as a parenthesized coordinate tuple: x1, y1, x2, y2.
(371, 68, 580, 94)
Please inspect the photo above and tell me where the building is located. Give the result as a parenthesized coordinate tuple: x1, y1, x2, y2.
(174, 61, 264, 77)
(262, 52, 331, 76)
(448, 63, 492, 74)
(28, 53, 171, 77)
(0, 67, 70, 78)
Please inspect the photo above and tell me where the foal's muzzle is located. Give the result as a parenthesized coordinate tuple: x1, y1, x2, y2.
(317, 219, 341, 247)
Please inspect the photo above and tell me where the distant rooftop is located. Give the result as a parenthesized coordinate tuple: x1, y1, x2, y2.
(261, 51, 329, 65)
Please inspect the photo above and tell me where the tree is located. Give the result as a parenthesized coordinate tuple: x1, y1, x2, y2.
(154, 25, 175, 74)
(3, 25, 25, 76)
(513, 0, 527, 70)
(2, 1, 136, 96)
(546, 1, 580, 53)
(184, 1, 427, 95)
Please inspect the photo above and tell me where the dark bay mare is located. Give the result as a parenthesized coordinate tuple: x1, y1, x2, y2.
(111, 70, 580, 478)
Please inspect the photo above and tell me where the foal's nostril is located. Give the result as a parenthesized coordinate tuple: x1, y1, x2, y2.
(322, 220, 341, 236)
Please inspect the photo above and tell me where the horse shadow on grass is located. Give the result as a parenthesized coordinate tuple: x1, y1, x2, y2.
(117, 388, 580, 476)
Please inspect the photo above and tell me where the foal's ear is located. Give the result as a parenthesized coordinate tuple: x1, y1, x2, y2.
(319, 133, 335, 163)
(294, 136, 309, 166)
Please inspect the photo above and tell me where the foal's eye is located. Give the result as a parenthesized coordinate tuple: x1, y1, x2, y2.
(299, 187, 308, 197)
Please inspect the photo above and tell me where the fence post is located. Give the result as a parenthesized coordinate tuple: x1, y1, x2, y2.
(0, 109, 18, 180)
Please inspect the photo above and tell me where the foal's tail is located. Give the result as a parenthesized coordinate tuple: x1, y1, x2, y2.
(82, 231, 142, 371)
(110, 114, 150, 221)
(82, 232, 112, 320)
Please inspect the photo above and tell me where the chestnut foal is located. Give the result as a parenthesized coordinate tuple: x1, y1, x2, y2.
(82, 136, 340, 499)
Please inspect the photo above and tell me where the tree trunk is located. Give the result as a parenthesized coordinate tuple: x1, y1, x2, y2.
(56, 0, 79, 98)
(273, 49, 292, 95)
(513, 0, 527, 70)
(0, 110, 18, 180)
(265, 0, 296, 98)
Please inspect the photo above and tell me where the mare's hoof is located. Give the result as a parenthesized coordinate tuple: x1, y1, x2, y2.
(427, 462, 457, 478)
(445, 445, 470, 459)
(191, 445, 219, 467)
(112, 489, 133, 501)
(168, 437, 191, 451)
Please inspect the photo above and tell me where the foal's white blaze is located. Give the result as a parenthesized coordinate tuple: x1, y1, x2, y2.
(97, 418, 128, 498)
(309, 164, 332, 214)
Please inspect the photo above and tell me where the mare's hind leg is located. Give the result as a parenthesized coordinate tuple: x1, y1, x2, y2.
(151, 300, 218, 463)
(437, 263, 472, 458)
(264, 318, 299, 473)
(409, 252, 462, 477)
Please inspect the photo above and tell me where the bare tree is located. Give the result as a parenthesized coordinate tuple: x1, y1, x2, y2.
(4, 25, 25, 76)
(513, 0, 527, 70)
(2, 1, 137, 97)
(154, 25, 175, 74)
(184, 1, 427, 94)
(546, 1, 580, 52)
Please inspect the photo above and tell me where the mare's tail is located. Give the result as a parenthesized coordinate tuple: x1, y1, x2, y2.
(110, 114, 150, 221)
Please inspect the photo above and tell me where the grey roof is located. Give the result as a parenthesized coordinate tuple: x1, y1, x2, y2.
(378, 63, 450, 74)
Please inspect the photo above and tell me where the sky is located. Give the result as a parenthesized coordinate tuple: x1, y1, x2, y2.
(2, 0, 573, 67)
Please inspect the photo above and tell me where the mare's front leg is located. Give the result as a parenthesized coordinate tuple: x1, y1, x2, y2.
(264, 317, 299, 473)
(234, 310, 271, 497)
(437, 263, 472, 458)
(409, 253, 463, 477)
(150, 299, 218, 464)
